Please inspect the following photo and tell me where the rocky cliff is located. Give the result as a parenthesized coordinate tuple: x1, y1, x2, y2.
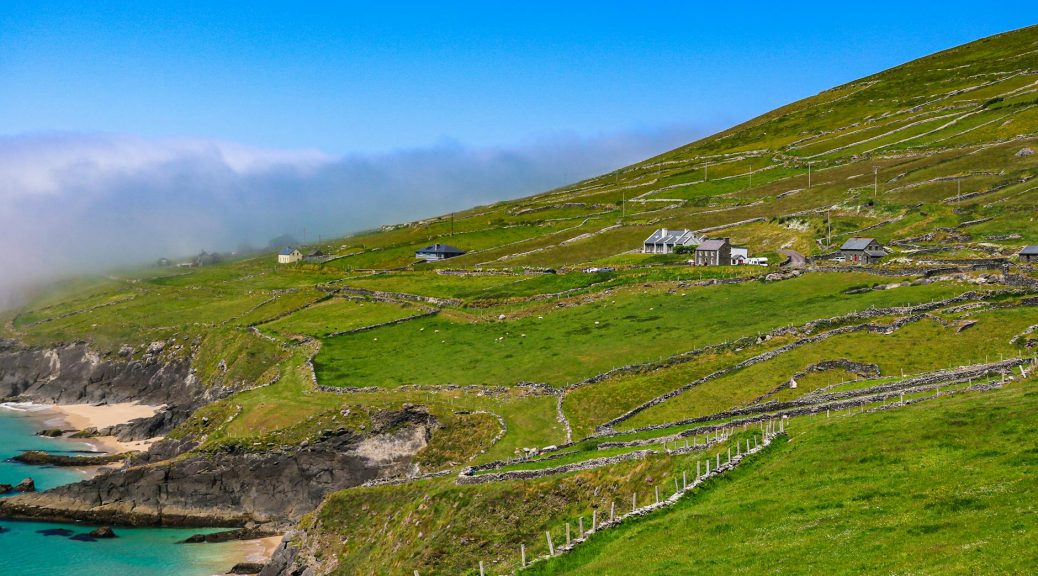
(0, 406, 433, 528)
(0, 339, 209, 439)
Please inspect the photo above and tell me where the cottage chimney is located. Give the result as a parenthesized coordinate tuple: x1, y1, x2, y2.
(661, 228, 668, 236)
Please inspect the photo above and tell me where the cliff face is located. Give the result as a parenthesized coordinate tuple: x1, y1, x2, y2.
(0, 339, 203, 406)
(0, 406, 433, 527)
(0, 339, 212, 439)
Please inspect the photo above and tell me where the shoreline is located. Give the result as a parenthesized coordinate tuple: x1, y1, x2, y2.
(0, 402, 281, 572)
(46, 401, 162, 455)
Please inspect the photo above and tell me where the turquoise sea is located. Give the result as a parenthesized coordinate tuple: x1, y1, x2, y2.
(0, 403, 250, 576)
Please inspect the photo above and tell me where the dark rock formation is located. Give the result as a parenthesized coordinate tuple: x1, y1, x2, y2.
(181, 526, 277, 544)
(0, 340, 210, 440)
(0, 484, 12, 494)
(69, 533, 97, 542)
(36, 428, 68, 437)
(37, 527, 74, 536)
(0, 406, 433, 527)
(228, 562, 266, 574)
(13, 478, 35, 492)
(87, 526, 117, 538)
(259, 532, 314, 576)
(15, 450, 133, 466)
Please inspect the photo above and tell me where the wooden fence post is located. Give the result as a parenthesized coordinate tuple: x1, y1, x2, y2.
(655, 485, 660, 504)
(611, 501, 616, 521)
(521, 544, 526, 567)
(683, 470, 687, 490)
(546, 531, 555, 556)
(592, 509, 597, 532)
(579, 517, 584, 538)
(479, 560, 485, 576)
(566, 522, 571, 546)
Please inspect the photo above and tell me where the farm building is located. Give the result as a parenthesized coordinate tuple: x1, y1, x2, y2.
(694, 238, 732, 266)
(277, 247, 302, 264)
(840, 237, 887, 264)
(1019, 245, 1038, 263)
(304, 249, 326, 262)
(416, 244, 466, 261)
(731, 246, 749, 264)
(643, 228, 701, 254)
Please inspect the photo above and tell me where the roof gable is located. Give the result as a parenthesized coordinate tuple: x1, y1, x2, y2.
(841, 237, 878, 251)
(644, 228, 697, 245)
(417, 243, 465, 254)
(696, 239, 728, 251)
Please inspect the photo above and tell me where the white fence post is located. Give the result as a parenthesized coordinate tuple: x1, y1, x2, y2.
(546, 531, 555, 556)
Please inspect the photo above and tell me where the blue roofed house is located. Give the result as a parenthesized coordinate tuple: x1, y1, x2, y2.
(643, 228, 702, 254)
(840, 237, 887, 264)
(277, 247, 302, 264)
(416, 244, 466, 261)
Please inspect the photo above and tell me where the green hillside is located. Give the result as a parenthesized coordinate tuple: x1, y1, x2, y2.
(3, 24, 1038, 576)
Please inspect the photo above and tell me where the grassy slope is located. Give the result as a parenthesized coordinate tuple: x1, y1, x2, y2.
(526, 383, 1038, 576)
(2, 23, 1038, 576)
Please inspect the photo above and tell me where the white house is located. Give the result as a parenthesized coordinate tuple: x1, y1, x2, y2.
(277, 247, 303, 264)
(642, 228, 702, 254)
(731, 246, 749, 264)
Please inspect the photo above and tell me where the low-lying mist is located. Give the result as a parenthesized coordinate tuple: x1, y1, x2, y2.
(0, 127, 697, 309)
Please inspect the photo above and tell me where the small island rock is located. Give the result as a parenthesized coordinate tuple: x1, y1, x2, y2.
(88, 526, 117, 538)
(13, 478, 35, 492)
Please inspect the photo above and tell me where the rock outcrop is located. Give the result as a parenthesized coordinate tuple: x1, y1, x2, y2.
(0, 406, 433, 527)
(0, 340, 209, 439)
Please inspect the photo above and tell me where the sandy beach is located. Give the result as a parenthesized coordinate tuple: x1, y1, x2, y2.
(44, 402, 164, 454)
(213, 534, 283, 574)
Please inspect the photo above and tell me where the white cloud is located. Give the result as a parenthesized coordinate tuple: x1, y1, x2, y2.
(0, 128, 697, 307)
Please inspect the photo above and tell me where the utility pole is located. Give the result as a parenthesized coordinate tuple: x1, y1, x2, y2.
(450, 212, 455, 236)
(622, 189, 626, 219)
(808, 162, 812, 188)
(705, 162, 709, 181)
(957, 177, 962, 205)
(873, 167, 879, 200)
(827, 211, 832, 248)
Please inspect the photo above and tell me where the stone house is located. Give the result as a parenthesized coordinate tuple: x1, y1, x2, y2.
(840, 237, 887, 264)
(694, 238, 732, 266)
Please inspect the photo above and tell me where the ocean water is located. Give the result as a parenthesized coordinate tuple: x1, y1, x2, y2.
(0, 404, 247, 576)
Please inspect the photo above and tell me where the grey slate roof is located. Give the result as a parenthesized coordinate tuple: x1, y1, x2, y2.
(841, 237, 877, 251)
(865, 249, 888, 258)
(417, 243, 465, 255)
(644, 229, 697, 245)
(696, 239, 728, 251)
(1020, 245, 1038, 255)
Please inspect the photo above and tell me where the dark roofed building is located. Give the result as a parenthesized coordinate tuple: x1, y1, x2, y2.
(840, 237, 886, 264)
(694, 237, 732, 266)
(304, 249, 326, 262)
(416, 243, 466, 261)
(1020, 245, 1038, 263)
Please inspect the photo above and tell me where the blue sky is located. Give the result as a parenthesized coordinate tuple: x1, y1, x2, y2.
(0, 2, 1034, 299)
(2, 2, 1035, 153)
